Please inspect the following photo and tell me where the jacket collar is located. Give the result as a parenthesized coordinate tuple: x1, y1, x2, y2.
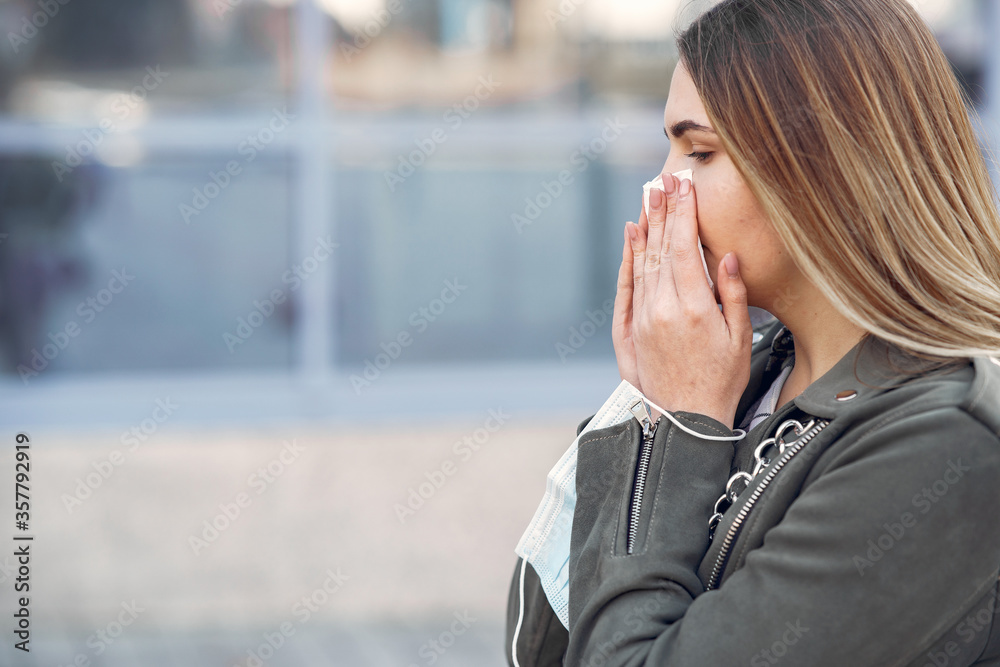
(964, 357, 1000, 436)
(746, 318, 965, 421)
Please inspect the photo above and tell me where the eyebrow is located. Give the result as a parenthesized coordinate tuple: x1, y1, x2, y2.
(665, 120, 716, 139)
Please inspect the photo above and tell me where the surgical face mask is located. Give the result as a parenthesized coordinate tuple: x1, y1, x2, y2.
(514, 379, 648, 629)
(642, 169, 715, 290)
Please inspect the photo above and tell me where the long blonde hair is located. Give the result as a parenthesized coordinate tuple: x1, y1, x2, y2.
(677, 0, 1000, 360)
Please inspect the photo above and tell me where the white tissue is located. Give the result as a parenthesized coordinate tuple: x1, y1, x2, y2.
(642, 169, 714, 290)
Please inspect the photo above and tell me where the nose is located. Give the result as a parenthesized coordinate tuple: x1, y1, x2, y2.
(660, 155, 682, 182)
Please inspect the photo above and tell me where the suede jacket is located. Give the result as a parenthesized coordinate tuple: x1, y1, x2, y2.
(506, 318, 1000, 666)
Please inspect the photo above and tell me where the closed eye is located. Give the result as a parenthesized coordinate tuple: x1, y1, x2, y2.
(685, 151, 713, 163)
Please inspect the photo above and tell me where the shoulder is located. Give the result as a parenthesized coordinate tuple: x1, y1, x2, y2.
(865, 350, 1000, 440)
(811, 347, 1000, 480)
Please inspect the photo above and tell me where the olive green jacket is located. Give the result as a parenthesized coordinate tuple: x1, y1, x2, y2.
(507, 318, 1000, 666)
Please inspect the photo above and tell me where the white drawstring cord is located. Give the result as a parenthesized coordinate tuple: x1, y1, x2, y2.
(641, 396, 746, 442)
(511, 557, 526, 667)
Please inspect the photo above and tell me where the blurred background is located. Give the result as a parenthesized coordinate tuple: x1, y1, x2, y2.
(0, 0, 996, 664)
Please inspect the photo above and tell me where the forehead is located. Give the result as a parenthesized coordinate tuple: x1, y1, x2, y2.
(663, 61, 712, 128)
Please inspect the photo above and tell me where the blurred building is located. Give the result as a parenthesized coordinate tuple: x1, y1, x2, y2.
(0, 0, 992, 426)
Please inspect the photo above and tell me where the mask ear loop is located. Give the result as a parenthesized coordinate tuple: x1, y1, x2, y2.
(511, 558, 526, 667)
(642, 396, 746, 442)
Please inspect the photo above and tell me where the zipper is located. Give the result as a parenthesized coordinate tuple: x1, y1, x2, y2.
(627, 400, 659, 555)
(705, 418, 831, 589)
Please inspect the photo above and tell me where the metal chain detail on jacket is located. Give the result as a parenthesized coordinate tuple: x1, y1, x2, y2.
(709, 325, 797, 539)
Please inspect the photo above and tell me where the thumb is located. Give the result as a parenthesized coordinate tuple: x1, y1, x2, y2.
(718, 253, 751, 344)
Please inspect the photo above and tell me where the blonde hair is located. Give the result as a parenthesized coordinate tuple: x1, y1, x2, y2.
(676, 0, 1000, 361)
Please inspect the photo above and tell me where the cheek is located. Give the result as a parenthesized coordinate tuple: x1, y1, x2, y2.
(693, 184, 775, 279)
(695, 174, 767, 235)
(692, 183, 740, 246)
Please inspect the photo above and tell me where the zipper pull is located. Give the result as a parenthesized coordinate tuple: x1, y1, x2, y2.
(628, 399, 656, 437)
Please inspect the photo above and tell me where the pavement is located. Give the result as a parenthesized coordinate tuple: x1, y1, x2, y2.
(0, 413, 580, 666)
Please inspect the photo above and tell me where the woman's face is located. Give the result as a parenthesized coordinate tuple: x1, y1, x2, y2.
(660, 61, 798, 313)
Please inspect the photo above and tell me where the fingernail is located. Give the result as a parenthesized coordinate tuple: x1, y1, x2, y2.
(650, 188, 663, 209)
(679, 178, 692, 197)
(626, 222, 637, 242)
(724, 252, 739, 277)
(663, 175, 676, 196)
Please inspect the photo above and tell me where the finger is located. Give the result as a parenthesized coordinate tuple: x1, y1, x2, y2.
(670, 176, 714, 299)
(638, 194, 649, 237)
(614, 224, 635, 337)
(627, 220, 647, 314)
(717, 252, 753, 346)
(644, 186, 667, 296)
(656, 174, 680, 299)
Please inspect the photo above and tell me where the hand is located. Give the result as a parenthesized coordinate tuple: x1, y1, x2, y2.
(611, 189, 655, 392)
(624, 174, 752, 429)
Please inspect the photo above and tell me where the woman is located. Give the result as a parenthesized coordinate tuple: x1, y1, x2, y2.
(506, 0, 1000, 664)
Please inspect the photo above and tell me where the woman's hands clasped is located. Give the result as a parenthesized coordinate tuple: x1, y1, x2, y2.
(611, 173, 753, 430)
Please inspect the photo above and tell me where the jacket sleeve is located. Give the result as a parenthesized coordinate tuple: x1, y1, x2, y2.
(566, 406, 1000, 666)
(505, 413, 596, 666)
(505, 557, 569, 666)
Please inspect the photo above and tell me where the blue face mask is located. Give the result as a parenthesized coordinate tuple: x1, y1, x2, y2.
(515, 380, 649, 628)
